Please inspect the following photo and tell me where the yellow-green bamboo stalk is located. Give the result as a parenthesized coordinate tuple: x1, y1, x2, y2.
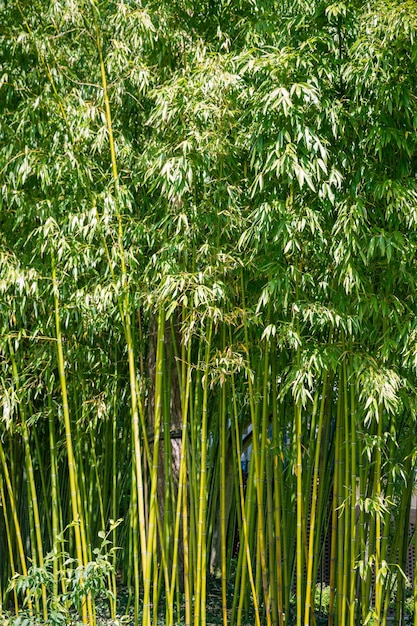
(381, 482, 393, 626)
(237, 456, 257, 625)
(295, 401, 303, 626)
(153, 530, 159, 626)
(111, 374, 118, 619)
(2, 441, 33, 615)
(241, 276, 271, 626)
(0, 477, 19, 614)
(341, 361, 350, 626)
(230, 365, 261, 626)
(187, 356, 200, 603)
(52, 255, 90, 625)
(336, 381, 346, 625)
(162, 358, 173, 610)
(265, 446, 278, 626)
(74, 435, 95, 626)
(194, 320, 213, 626)
(348, 358, 357, 626)
(304, 376, 328, 626)
(183, 450, 191, 626)
(143, 306, 165, 626)
(47, 390, 65, 600)
(380, 419, 395, 625)
(89, 430, 106, 532)
(31, 420, 52, 550)
(374, 407, 383, 623)
(271, 350, 285, 626)
(179, 316, 191, 625)
(253, 363, 263, 607)
(220, 366, 228, 626)
(206, 435, 220, 568)
(130, 463, 140, 625)
(357, 412, 369, 624)
(2, 408, 36, 615)
(88, 427, 116, 618)
(280, 403, 292, 621)
(328, 381, 341, 626)
(167, 342, 192, 625)
(312, 377, 333, 593)
(90, 2, 149, 590)
(8, 342, 47, 621)
(259, 340, 272, 618)
(392, 457, 412, 624)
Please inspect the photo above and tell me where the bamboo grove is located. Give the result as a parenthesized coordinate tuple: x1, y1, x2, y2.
(1, 1, 417, 625)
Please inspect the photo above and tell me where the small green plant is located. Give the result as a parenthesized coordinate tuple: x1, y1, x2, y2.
(6, 521, 122, 626)
(314, 584, 331, 617)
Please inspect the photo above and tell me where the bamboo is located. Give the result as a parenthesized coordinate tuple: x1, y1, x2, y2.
(348, 358, 357, 626)
(0, 438, 31, 603)
(271, 349, 285, 626)
(328, 377, 341, 626)
(357, 410, 369, 624)
(241, 275, 271, 626)
(8, 346, 38, 607)
(341, 360, 350, 626)
(90, 2, 149, 603)
(167, 341, 191, 625)
(238, 456, 257, 625)
(0, 477, 19, 614)
(194, 320, 213, 626)
(380, 421, 395, 626)
(393, 457, 413, 625)
(374, 408, 383, 623)
(52, 254, 89, 625)
(181, 319, 191, 625)
(280, 402, 292, 621)
(183, 445, 191, 626)
(130, 463, 140, 625)
(143, 306, 165, 626)
(295, 401, 304, 626)
(230, 368, 260, 626)
(304, 376, 328, 625)
(220, 368, 228, 626)
(336, 373, 346, 624)
(265, 445, 278, 626)
(110, 370, 118, 619)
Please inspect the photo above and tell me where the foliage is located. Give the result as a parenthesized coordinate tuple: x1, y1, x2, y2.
(1, 1, 417, 625)
(5, 524, 122, 626)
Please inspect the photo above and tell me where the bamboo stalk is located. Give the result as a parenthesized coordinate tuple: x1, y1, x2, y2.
(304, 376, 328, 626)
(167, 340, 191, 625)
(295, 401, 304, 626)
(0, 476, 19, 614)
(220, 359, 229, 626)
(374, 407, 383, 623)
(341, 360, 350, 626)
(328, 376, 341, 626)
(271, 349, 285, 626)
(90, 3, 149, 602)
(230, 366, 261, 626)
(241, 275, 271, 626)
(13, 393, 47, 619)
(52, 254, 89, 624)
(348, 357, 357, 626)
(265, 445, 277, 626)
(143, 306, 165, 626)
(357, 411, 368, 624)
(194, 320, 213, 626)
